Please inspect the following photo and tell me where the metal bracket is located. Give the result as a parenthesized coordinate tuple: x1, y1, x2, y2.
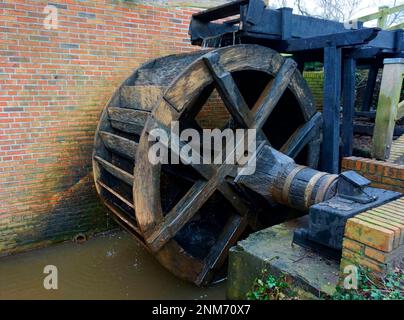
(337, 171, 376, 204)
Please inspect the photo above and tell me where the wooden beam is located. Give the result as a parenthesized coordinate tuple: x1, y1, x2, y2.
(321, 46, 342, 173)
(280, 112, 322, 159)
(342, 57, 356, 157)
(202, 52, 253, 128)
(361, 65, 379, 111)
(146, 180, 212, 252)
(196, 214, 247, 285)
(285, 28, 380, 52)
(372, 58, 404, 160)
(254, 58, 297, 129)
(357, 4, 404, 24)
(388, 22, 404, 31)
(147, 121, 251, 217)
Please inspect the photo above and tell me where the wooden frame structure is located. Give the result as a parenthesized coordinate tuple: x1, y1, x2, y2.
(189, 0, 404, 173)
(372, 58, 404, 160)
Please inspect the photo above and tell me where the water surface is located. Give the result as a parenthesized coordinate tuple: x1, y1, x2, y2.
(0, 231, 225, 300)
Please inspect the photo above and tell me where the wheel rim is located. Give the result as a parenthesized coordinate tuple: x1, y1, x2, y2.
(134, 44, 321, 285)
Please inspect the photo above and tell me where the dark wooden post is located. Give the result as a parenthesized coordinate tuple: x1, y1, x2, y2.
(342, 56, 356, 157)
(361, 64, 379, 111)
(321, 45, 342, 173)
(280, 7, 293, 40)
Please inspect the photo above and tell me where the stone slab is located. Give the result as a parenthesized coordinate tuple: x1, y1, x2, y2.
(227, 216, 340, 300)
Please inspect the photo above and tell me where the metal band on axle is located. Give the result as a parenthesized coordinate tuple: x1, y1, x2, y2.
(281, 165, 306, 204)
(315, 174, 339, 204)
(304, 172, 328, 209)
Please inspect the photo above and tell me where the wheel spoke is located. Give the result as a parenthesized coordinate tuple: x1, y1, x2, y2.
(146, 179, 212, 252)
(147, 120, 251, 215)
(147, 119, 217, 177)
(147, 158, 235, 252)
(196, 214, 248, 285)
(254, 59, 297, 129)
(280, 112, 322, 158)
(203, 52, 254, 128)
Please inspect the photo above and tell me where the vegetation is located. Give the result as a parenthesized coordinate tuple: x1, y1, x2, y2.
(333, 267, 403, 300)
(246, 270, 298, 300)
(247, 267, 403, 300)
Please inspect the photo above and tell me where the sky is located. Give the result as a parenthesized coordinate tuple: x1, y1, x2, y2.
(267, 0, 404, 24)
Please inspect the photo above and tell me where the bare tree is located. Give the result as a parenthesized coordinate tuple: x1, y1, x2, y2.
(385, 0, 404, 27)
(269, 0, 365, 22)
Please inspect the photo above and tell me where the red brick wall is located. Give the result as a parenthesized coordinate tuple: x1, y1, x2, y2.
(341, 157, 404, 194)
(0, 0, 220, 255)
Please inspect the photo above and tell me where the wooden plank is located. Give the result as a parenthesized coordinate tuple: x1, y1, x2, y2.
(99, 131, 138, 160)
(321, 46, 341, 174)
(96, 180, 135, 210)
(254, 58, 297, 129)
(196, 215, 247, 285)
(120, 85, 165, 111)
(108, 107, 148, 135)
(372, 59, 404, 160)
(94, 155, 134, 186)
(280, 112, 322, 158)
(342, 57, 356, 157)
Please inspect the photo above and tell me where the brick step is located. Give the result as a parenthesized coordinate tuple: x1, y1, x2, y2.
(342, 197, 404, 273)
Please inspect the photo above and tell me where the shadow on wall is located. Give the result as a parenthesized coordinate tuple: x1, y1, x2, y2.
(0, 173, 115, 256)
(0, 79, 130, 256)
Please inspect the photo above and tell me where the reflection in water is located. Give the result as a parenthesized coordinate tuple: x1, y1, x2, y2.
(0, 231, 225, 300)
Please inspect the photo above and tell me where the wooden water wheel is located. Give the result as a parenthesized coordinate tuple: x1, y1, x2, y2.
(93, 45, 322, 285)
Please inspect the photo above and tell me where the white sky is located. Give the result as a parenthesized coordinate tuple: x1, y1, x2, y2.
(268, 0, 404, 23)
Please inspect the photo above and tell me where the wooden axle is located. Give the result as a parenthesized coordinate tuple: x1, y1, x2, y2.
(271, 164, 338, 211)
(237, 145, 338, 212)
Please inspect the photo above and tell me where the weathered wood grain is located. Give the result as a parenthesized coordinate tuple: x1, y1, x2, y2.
(99, 131, 138, 160)
(94, 155, 134, 186)
(108, 107, 149, 135)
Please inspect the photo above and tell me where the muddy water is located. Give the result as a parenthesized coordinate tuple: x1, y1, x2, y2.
(0, 231, 225, 300)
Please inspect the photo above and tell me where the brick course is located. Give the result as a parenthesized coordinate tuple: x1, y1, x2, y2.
(341, 157, 404, 193)
(341, 197, 404, 275)
(0, 0, 227, 255)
